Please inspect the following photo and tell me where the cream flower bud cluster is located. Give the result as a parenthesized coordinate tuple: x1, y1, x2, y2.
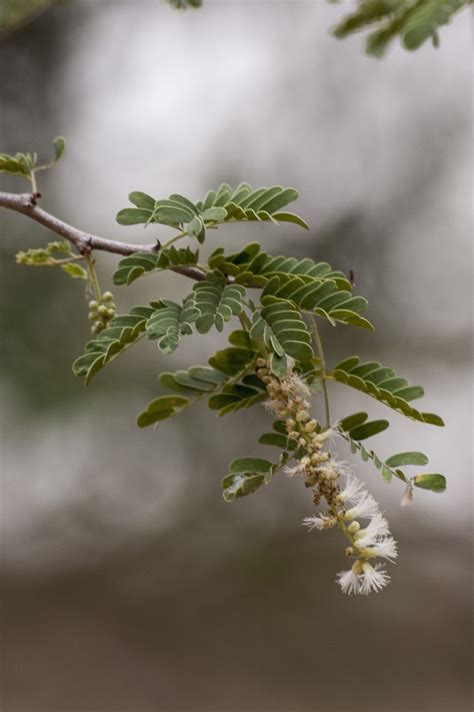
(256, 359, 397, 595)
(333, 474, 398, 594)
(256, 359, 333, 485)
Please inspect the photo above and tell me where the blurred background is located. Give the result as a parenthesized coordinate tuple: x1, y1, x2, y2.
(0, 2, 472, 711)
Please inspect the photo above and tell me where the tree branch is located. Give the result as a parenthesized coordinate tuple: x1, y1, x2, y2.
(0, 191, 207, 281)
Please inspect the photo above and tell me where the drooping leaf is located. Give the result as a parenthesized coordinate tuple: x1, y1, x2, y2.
(261, 274, 373, 330)
(72, 306, 156, 385)
(136, 330, 262, 426)
(413, 473, 447, 492)
(330, 356, 444, 426)
(146, 296, 199, 354)
(192, 271, 246, 333)
(250, 298, 313, 376)
(208, 243, 351, 290)
(113, 246, 199, 285)
(349, 419, 389, 441)
(222, 454, 288, 502)
(136, 395, 189, 427)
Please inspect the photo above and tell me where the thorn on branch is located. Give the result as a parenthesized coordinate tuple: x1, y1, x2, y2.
(28, 192, 42, 207)
(79, 237, 93, 256)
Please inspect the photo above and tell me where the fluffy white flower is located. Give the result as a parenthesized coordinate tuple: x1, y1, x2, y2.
(345, 492, 379, 520)
(338, 473, 366, 504)
(336, 561, 364, 594)
(302, 514, 335, 531)
(365, 538, 398, 563)
(360, 563, 391, 594)
(286, 373, 311, 399)
(355, 513, 390, 547)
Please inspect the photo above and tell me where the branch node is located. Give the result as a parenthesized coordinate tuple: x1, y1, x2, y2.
(28, 192, 42, 207)
(80, 237, 93, 256)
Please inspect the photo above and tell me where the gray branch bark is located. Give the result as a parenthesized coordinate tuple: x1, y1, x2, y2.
(0, 191, 207, 281)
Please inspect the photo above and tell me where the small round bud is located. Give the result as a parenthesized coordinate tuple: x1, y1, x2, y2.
(304, 419, 318, 433)
(345, 547, 355, 557)
(348, 521, 360, 534)
(295, 411, 307, 422)
(256, 358, 267, 368)
(89, 300, 99, 309)
(298, 437, 307, 447)
(102, 291, 114, 301)
(287, 418, 296, 429)
(91, 325, 99, 335)
(94, 320, 103, 330)
(98, 304, 108, 316)
(88, 311, 98, 321)
(106, 308, 115, 319)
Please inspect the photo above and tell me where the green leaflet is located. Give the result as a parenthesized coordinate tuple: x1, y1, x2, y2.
(61, 263, 87, 279)
(208, 242, 351, 290)
(261, 274, 373, 330)
(116, 183, 308, 242)
(146, 296, 199, 354)
(413, 474, 447, 493)
(250, 298, 314, 377)
(192, 271, 246, 333)
(72, 306, 156, 385)
(113, 247, 199, 285)
(222, 454, 289, 502)
(330, 356, 444, 426)
(402, 0, 465, 50)
(136, 396, 189, 427)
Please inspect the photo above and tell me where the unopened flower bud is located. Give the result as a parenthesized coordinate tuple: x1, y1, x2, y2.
(304, 419, 318, 433)
(348, 521, 360, 534)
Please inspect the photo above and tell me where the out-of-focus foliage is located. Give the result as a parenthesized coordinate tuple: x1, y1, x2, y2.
(331, 0, 469, 56)
(0, 0, 59, 37)
(165, 0, 202, 8)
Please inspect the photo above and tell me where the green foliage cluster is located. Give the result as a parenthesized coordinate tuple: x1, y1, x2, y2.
(331, 0, 469, 56)
(53, 176, 446, 501)
(0, 136, 65, 190)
